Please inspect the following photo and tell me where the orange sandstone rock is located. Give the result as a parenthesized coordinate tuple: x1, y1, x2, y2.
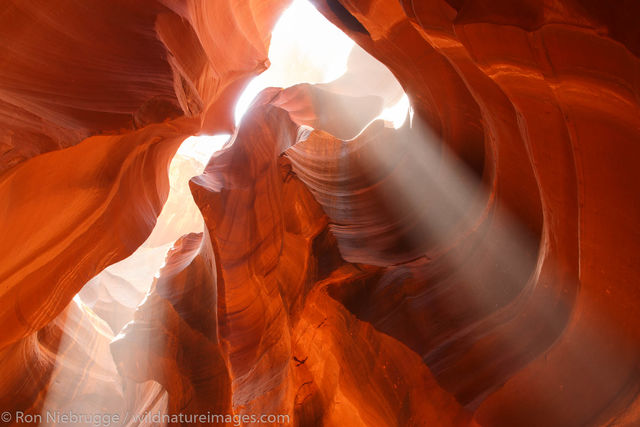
(0, 0, 639, 426)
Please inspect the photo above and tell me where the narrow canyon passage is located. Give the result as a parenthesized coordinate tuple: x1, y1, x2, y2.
(0, 0, 639, 426)
(77, 0, 410, 338)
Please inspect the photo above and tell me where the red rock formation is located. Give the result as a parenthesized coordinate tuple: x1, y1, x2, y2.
(1, 0, 639, 426)
(309, 1, 640, 425)
(0, 0, 288, 348)
(0, 0, 288, 420)
(112, 232, 232, 420)
(186, 96, 474, 425)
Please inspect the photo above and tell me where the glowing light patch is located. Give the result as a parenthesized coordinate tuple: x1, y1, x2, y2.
(379, 94, 410, 129)
(177, 134, 231, 167)
(234, 0, 355, 124)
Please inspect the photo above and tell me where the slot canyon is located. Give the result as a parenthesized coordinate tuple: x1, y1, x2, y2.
(1, 0, 639, 426)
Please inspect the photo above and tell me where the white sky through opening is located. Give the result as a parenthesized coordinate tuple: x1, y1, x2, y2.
(233, 0, 355, 125)
(178, 0, 409, 164)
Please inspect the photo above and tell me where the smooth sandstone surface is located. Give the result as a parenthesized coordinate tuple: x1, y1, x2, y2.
(0, 0, 639, 426)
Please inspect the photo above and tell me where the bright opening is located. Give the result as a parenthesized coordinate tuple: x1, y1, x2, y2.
(234, 0, 355, 124)
(234, 0, 409, 128)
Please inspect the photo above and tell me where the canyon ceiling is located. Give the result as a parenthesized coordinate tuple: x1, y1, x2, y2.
(0, 0, 639, 426)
